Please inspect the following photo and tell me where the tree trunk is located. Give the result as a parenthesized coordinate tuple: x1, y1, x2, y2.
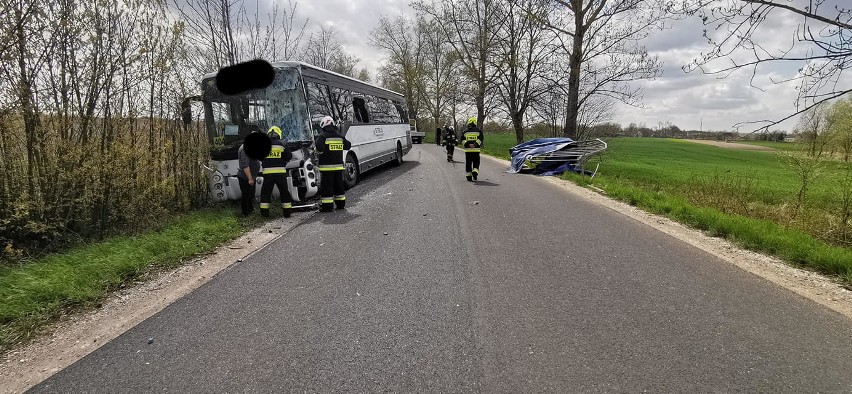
(0, 118, 11, 214)
(16, 15, 41, 200)
(476, 79, 486, 127)
(512, 113, 524, 145)
(564, 0, 584, 138)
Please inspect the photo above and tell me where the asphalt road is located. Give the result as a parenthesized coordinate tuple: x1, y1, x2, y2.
(30, 145, 852, 393)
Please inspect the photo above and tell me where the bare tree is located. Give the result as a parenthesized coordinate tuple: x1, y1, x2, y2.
(413, 0, 503, 126)
(171, 0, 308, 72)
(575, 95, 615, 137)
(269, 0, 308, 61)
(302, 25, 361, 77)
(778, 102, 833, 219)
(780, 150, 823, 219)
(685, 0, 852, 131)
(369, 15, 426, 121)
(537, 0, 668, 139)
(418, 18, 460, 131)
(171, 0, 244, 70)
(493, 0, 555, 143)
(531, 84, 567, 136)
(797, 102, 832, 158)
(356, 68, 371, 83)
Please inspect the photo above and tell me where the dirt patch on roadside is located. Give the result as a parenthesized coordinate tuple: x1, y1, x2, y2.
(487, 155, 852, 320)
(686, 139, 777, 151)
(0, 213, 313, 394)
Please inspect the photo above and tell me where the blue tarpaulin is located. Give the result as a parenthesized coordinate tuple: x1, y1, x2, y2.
(508, 137, 598, 176)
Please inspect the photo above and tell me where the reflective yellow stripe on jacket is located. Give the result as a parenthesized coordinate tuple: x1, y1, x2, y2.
(463, 132, 482, 152)
(318, 164, 344, 171)
(325, 138, 344, 151)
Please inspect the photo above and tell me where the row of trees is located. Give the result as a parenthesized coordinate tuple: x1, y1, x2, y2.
(0, 0, 365, 263)
(370, 0, 851, 143)
(371, 0, 669, 144)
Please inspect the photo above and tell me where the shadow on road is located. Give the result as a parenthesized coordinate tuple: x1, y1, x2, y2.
(296, 160, 421, 227)
(312, 210, 362, 225)
(473, 180, 499, 187)
(355, 160, 421, 187)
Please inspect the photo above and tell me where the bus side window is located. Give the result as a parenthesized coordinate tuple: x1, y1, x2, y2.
(393, 102, 408, 122)
(306, 81, 333, 130)
(368, 96, 397, 124)
(330, 87, 353, 124)
(353, 96, 370, 124)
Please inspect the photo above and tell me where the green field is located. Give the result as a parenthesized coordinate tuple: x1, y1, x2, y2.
(481, 134, 852, 283)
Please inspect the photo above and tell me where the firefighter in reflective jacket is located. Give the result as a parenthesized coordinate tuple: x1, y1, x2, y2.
(260, 126, 294, 218)
(444, 126, 457, 162)
(462, 117, 483, 181)
(315, 116, 352, 212)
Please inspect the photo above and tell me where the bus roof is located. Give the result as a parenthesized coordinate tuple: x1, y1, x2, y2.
(200, 61, 405, 102)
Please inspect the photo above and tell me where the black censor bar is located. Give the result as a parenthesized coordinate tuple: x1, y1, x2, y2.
(215, 59, 275, 95)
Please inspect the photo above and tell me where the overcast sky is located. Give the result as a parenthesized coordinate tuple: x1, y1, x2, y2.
(282, 0, 849, 133)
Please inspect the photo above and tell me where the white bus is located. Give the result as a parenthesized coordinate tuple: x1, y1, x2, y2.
(182, 61, 413, 204)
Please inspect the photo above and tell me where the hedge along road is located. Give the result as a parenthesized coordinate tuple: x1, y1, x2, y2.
(28, 144, 852, 393)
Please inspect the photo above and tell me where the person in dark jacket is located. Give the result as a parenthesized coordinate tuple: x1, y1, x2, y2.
(435, 127, 442, 146)
(314, 116, 352, 212)
(443, 126, 457, 162)
(461, 117, 483, 182)
(237, 132, 262, 216)
(259, 126, 294, 218)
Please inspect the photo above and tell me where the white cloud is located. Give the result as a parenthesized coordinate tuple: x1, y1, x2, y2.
(613, 6, 852, 133)
(296, 0, 412, 73)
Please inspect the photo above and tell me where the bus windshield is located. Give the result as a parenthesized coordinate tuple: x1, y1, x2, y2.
(202, 67, 311, 157)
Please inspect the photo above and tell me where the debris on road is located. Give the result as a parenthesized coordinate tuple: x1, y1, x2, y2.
(470, 201, 480, 205)
(383, 232, 388, 235)
(147, 337, 154, 344)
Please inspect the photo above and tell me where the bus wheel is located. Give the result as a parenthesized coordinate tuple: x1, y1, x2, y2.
(393, 142, 403, 166)
(344, 152, 359, 190)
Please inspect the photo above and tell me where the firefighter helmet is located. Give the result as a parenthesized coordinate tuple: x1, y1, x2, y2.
(267, 125, 283, 139)
(467, 117, 477, 126)
(319, 116, 336, 129)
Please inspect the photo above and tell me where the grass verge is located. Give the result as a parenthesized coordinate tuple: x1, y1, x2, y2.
(0, 207, 263, 354)
(562, 172, 852, 284)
